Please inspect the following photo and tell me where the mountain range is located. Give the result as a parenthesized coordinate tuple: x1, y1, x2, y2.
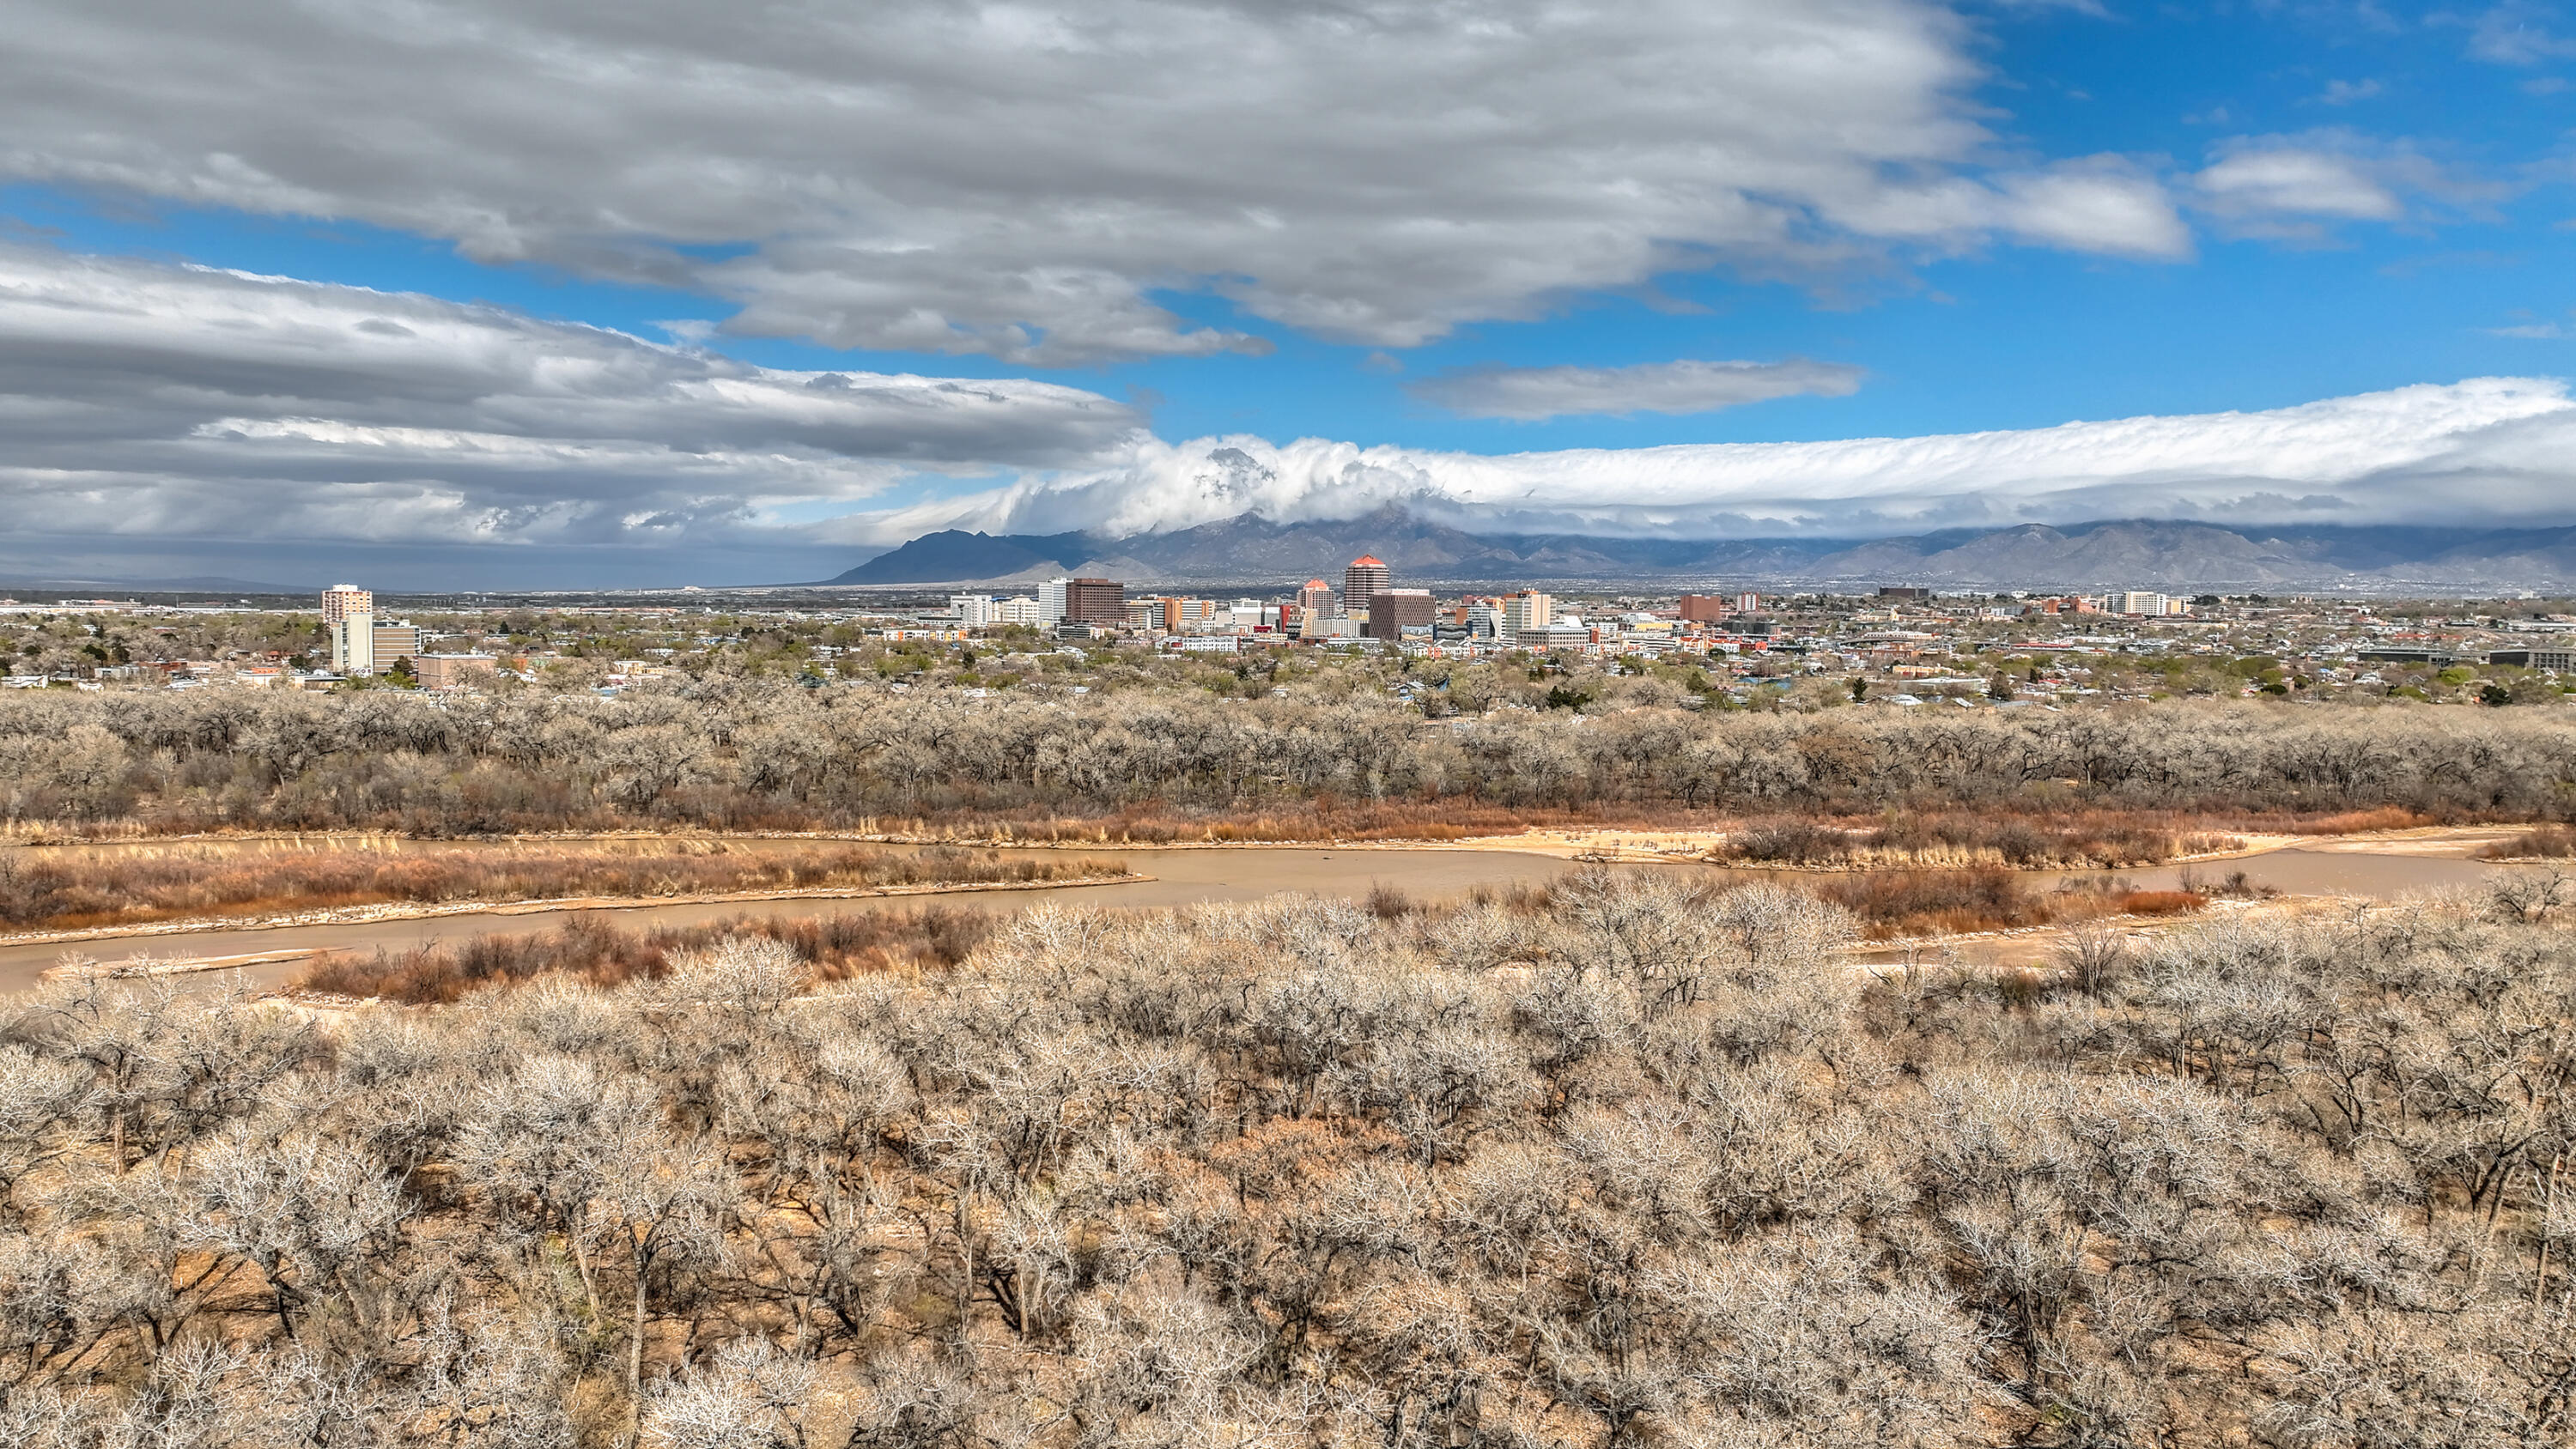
(815, 507, 2576, 593)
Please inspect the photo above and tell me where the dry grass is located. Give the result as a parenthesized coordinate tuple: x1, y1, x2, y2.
(295, 905, 997, 1003)
(0, 840, 1122, 933)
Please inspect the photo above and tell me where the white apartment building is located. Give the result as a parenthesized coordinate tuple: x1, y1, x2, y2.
(1502, 590, 1553, 638)
(993, 596, 1048, 625)
(950, 595, 996, 627)
(329, 613, 374, 676)
(2117, 591, 2188, 617)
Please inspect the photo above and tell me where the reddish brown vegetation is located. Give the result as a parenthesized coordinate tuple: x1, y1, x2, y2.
(0, 840, 1121, 933)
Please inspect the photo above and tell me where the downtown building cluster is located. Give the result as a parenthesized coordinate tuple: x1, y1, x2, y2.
(943, 557, 1776, 660)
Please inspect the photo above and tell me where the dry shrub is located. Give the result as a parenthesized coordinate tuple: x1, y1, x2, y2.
(2112, 889, 2206, 917)
(1812, 867, 2026, 936)
(294, 904, 995, 1003)
(2480, 824, 2576, 859)
(1814, 868, 2208, 938)
(2302, 806, 2435, 835)
(1728, 818, 1853, 864)
(1363, 882, 1416, 919)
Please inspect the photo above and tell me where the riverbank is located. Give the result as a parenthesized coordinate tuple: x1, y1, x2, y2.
(12, 870, 1149, 954)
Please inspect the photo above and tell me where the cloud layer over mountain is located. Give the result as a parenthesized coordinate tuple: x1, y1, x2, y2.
(890, 377, 2576, 542)
(0, 0, 2201, 364)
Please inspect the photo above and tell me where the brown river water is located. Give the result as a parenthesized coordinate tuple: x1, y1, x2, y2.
(0, 839, 2517, 996)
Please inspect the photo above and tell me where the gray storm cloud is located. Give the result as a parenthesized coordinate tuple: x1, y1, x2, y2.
(0, 0, 2196, 364)
(0, 247, 1140, 553)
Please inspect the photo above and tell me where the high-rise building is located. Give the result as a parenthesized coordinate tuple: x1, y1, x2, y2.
(1039, 578, 1070, 623)
(1677, 595, 1726, 622)
(1366, 589, 1437, 641)
(1735, 592, 1760, 615)
(1343, 555, 1389, 609)
(950, 594, 996, 627)
(329, 612, 374, 676)
(1297, 579, 1335, 620)
(1502, 590, 1553, 639)
(1063, 577, 1126, 624)
(320, 584, 372, 624)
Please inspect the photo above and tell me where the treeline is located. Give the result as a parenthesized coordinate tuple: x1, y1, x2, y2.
(3, 875, 2572, 1445)
(1, 683, 2572, 836)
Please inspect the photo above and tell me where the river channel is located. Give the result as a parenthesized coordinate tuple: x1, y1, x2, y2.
(0, 838, 2517, 996)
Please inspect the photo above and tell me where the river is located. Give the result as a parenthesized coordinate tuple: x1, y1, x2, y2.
(0, 839, 2520, 996)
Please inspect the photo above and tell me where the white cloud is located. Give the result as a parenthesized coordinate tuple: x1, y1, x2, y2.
(2468, 3, 2576, 64)
(2196, 141, 2404, 233)
(0, 246, 1140, 552)
(2189, 131, 2506, 243)
(0, 0, 2189, 363)
(872, 378, 2576, 542)
(1411, 359, 1865, 421)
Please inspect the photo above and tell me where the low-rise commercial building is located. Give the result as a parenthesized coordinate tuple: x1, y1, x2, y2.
(415, 653, 501, 689)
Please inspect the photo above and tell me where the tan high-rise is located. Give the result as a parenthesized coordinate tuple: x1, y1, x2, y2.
(320, 585, 372, 624)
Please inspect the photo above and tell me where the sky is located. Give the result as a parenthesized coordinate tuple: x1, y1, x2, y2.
(5, 0, 2576, 588)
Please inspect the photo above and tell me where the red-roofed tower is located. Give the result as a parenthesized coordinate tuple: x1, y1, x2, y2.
(1343, 555, 1389, 606)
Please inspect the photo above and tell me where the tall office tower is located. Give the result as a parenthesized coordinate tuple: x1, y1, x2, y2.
(1039, 578, 1070, 623)
(1501, 590, 1553, 639)
(320, 584, 372, 623)
(1343, 555, 1390, 609)
(1735, 592, 1760, 615)
(1365, 588, 1437, 641)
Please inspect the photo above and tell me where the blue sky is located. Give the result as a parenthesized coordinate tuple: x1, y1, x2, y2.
(3, 0, 2576, 585)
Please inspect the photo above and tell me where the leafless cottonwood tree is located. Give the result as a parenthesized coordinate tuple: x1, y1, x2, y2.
(3, 682, 2573, 836)
(1, 875, 2573, 1446)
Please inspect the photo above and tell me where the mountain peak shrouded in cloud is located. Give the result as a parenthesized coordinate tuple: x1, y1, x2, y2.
(883, 378, 2576, 545)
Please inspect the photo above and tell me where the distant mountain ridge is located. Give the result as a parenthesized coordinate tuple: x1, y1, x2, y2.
(816, 508, 2576, 591)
